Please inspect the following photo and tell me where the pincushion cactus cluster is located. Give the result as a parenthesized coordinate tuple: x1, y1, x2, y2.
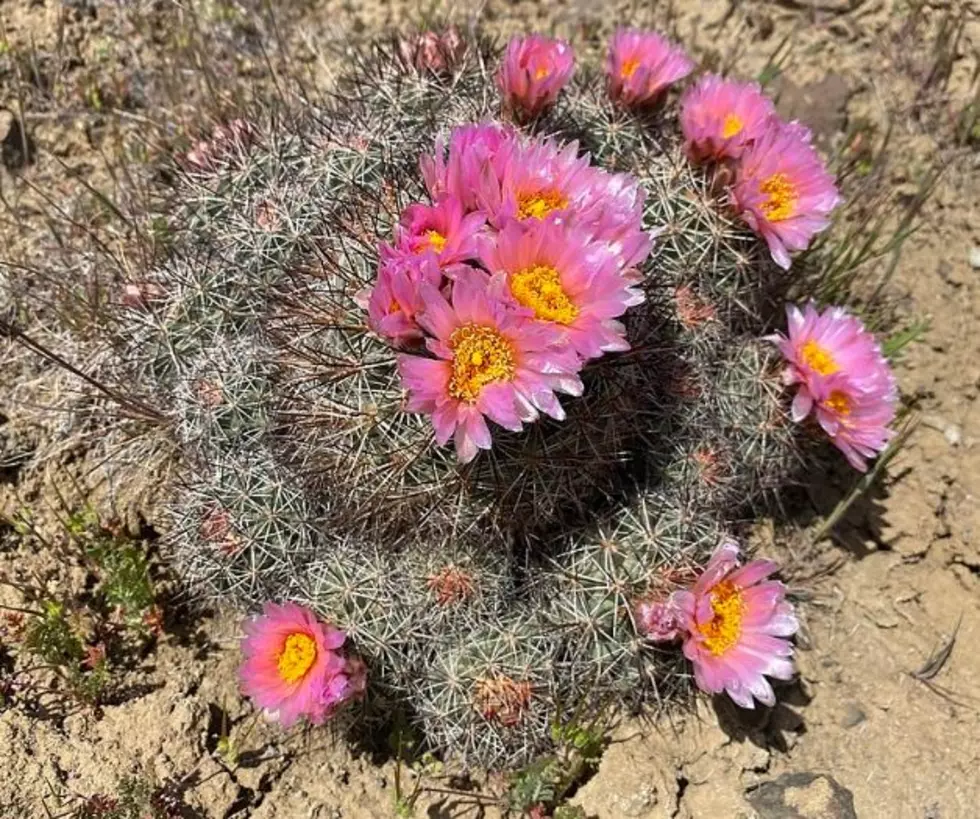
(63, 26, 898, 767)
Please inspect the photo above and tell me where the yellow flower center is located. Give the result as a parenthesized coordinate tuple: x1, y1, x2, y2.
(759, 172, 798, 222)
(516, 189, 569, 221)
(800, 339, 838, 376)
(509, 264, 579, 325)
(277, 633, 317, 683)
(448, 324, 516, 403)
(417, 230, 446, 254)
(722, 113, 744, 139)
(697, 580, 744, 656)
(824, 390, 852, 416)
(534, 65, 550, 80)
(621, 58, 641, 79)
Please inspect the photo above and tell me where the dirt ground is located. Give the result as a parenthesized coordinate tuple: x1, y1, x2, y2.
(1, 1, 979, 817)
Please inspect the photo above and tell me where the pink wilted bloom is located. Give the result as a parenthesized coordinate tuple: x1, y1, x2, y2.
(479, 220, 646, 361)
(670, 541, 798, 709)
(240, 602, 362, 727)
(770, 302, 898, 471)
(605, 29, 694, 108)
(365, 253, 443, 346)
(394, 196, 485, 267)
(182, 118, 256, 172)
(421, 122, 517, 212)
(732, 121, 840, 270)
(635, 598, 685, 642)
(680, 75, 775, 163)
(398, 26, 466, 74)
(497, 35, 575, 118)
(484, 136, 650, 268)
(397, 276, 583, 463)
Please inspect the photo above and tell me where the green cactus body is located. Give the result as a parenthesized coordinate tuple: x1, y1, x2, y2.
(104, 35, 818, 767)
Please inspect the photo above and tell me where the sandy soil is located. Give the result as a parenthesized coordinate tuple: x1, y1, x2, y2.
(2, 1, 979, 817)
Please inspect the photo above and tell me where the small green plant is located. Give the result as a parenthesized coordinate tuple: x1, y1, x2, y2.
(391, 718, 441, 817)
(507, 713, 609, 816)
(0, 507, 160, 713)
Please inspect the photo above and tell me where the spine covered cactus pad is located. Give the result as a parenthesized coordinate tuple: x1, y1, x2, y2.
(89, 29, 896, 767)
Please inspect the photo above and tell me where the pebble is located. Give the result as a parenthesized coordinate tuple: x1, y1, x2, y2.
(747, 772, 858, 819)
(969, 246, 980, 270)
(840, 702, 866, 729)
(944, 425, 963, 447)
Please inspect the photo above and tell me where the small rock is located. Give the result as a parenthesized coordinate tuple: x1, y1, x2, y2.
(747, 772, 858, 819)
(839, 703, 866, 729)
(618, 783, 659, 817)
(944, 425, 963, 447)
(969, 246, 980, 270)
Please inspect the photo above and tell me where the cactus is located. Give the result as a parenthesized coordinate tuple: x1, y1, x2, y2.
(41, 30, 872, 768)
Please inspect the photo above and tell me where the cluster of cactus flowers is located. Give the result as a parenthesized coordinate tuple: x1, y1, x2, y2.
(80, 24, 900, 766)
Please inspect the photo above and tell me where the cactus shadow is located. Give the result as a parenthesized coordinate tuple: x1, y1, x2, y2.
(710, 678, 810, 753)
(789, 453, 903, 559)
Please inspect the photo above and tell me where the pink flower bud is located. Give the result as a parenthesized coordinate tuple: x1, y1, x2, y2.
(497, 35, 574, 118)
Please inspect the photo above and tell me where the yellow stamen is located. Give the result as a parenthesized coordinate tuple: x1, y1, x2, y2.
(427, 230, 447, 253)
(510, 265, 579, 325)
(534, 65, 550, 80)
(448, 324, 516, 403)
(516, 189, 569, 221)
(697, 580, 744, 656)
(621, 58, 641, 79)
(277, 633, 317, 683)
(800, 339, 838, 376)
(825, 390, 852, 416)
(722, 113, 744, 139)
(759, 172, 798, 222)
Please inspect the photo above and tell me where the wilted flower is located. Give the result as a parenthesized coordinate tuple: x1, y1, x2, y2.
(473, 675, 533, 726)
(635, 598, 685, 642)
(397, 276, 583, 463)
(239, 602, 362, 727)
(732, 121, 840, 270)
(120, 281, 164, 309)
(182, 118, 255, 172)
(668, 541, 798, 709)
(680, 74, 775, 163)
(770, 302, 898, 470)
(605, 28, 694, 107)
(398, 26, 466, 74)
(479, 220, 646, 361)
(497, 35, 575, 118)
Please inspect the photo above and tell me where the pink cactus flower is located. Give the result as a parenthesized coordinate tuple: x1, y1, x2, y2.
(366, 253, 443, 346)
(732, 121, 840, 270)
(479, 136, 650, 268)
(497, 35, 575, 118)
(605, 28, 695, 108)
(770, 302, 898, 471)
(239, 602, 361, 727)
(670, 541, 798, 709)
(394, 196, 486, 268)
(680, 74, 776, 163)
(479, 220, 647, 361)
(421, 122, 517, 213)
(397, 276, 583, 463)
